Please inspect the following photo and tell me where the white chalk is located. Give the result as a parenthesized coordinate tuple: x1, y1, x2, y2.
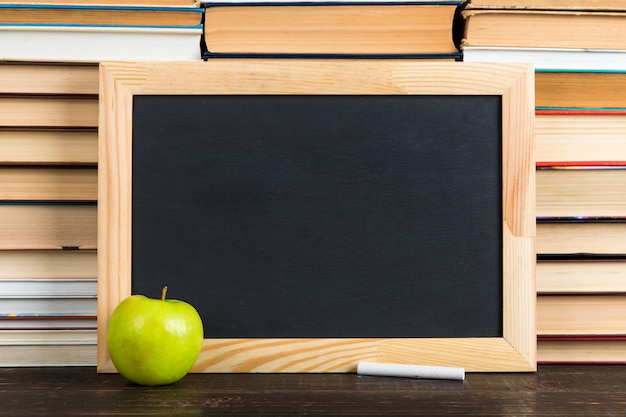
(357, 361, 465, 381)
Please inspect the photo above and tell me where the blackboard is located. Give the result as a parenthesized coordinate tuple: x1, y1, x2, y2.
(98, 61, 536, 373)
(131, 95, 503, 339)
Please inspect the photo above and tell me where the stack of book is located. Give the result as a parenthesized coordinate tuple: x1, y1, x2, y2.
(0, 62, 99, 365)
(461, 0, 626, 69)
(0, 0, 204, 61)
(199, 0, 464, 59)
(462, 0, 626, 363)
(0, 0, 205, 366)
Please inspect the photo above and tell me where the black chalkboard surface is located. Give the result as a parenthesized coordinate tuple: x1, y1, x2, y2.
(98, 61, 536, 373)
(131, 95, 503, 339)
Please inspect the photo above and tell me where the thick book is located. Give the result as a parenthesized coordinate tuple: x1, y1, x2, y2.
(537, 218, 626, 255)
(0, 129, 98, 165)
(0, 4, 203, 27)
(536, 70, 626, 109)
(0, 298, 96, 316)
(0, 0, 197, 5)
(538, 294, 626, 336)
(202, 2, 462, 58)
(536, 109, 626, 164)
(0, 279, 96, 297)
(537, 255, 626, 294)
(0, 329, 95, 344)
(0, 167, 97, 201)
(538, 336, 626, 364)
(0, 330, 95, 366)
(0, 344, 95, 366)
(461, 10, 626, 50)
(0, 203, 97, 250)
(0, 96, 98, 128)
(0, 25, 202, 62)
(0, 316, 96, 330)
(0, 62, 98, 95)
(462, 47, 626, 71)
(536, 165, 626, 218)
(467, 0, 626, 9)
(0, 250, 97, 279)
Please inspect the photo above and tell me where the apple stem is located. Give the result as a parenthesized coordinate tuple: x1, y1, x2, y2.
(161, 286, 168, 301)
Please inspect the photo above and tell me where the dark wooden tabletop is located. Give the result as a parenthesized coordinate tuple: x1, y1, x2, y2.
(1, 365, 625, 416)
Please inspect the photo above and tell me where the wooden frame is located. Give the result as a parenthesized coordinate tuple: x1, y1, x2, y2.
(98, 60, 536, 373)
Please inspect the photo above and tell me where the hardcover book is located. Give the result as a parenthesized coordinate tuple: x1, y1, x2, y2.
(202, 2, 462, 58)
(462, 10, 626, 50)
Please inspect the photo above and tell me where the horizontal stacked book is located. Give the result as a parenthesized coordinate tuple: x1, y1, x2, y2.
(0, 0, 203, 61)
(199, 0, 464, 59)
(462, 0, 626, 363)
(461, 0, 626, 70)
(0, 0, 203, 366)
(1, 1, 468, 367)
(0, 62, 99, 365)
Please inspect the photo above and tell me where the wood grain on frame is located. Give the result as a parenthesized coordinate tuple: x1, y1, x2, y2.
(97, 60, 535, 373)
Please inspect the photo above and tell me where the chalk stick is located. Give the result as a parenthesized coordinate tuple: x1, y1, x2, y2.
(357, 361, 465, 381)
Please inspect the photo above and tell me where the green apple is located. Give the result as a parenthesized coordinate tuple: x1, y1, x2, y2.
(107, 286, 204, 386)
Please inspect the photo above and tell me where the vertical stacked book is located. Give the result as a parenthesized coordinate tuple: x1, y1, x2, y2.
(199, 0, 464, 59)
(462, 0, 626, 363)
